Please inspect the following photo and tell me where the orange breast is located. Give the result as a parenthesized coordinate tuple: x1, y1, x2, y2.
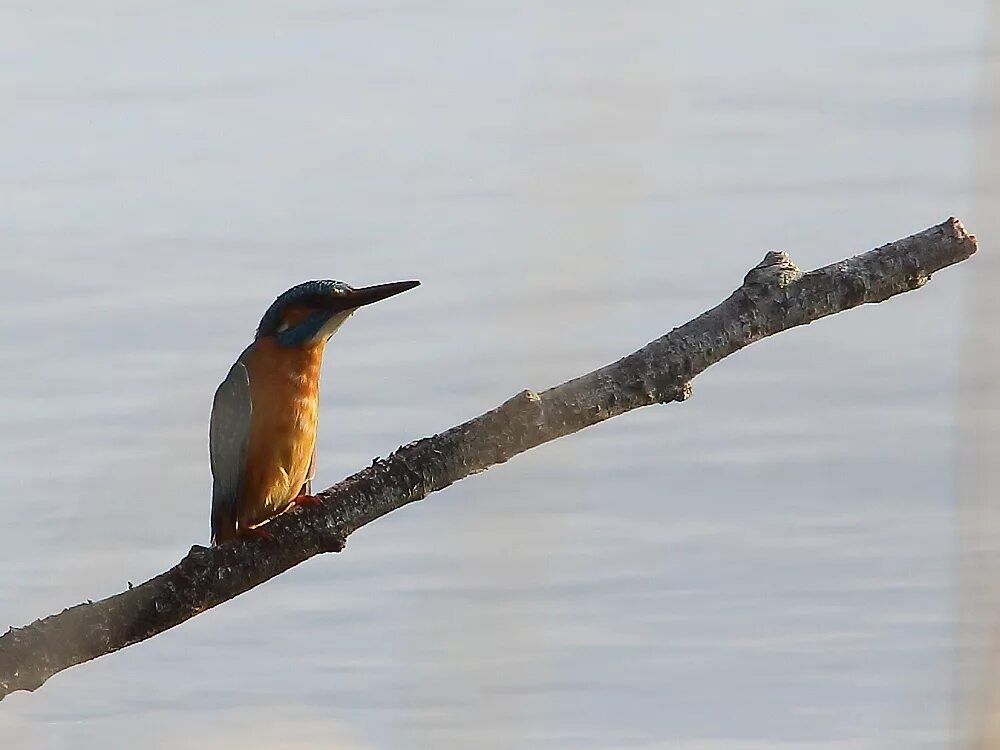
(239, 338, 325, 529)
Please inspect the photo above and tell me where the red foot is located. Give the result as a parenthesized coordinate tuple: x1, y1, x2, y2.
(291, 494, 323, 507)
(238, 526, 274, 542)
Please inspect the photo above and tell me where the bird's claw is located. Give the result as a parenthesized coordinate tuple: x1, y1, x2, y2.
(238, 526, 274, 542)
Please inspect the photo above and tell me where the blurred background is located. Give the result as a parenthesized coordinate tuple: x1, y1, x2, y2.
(0, 1, 995, 748)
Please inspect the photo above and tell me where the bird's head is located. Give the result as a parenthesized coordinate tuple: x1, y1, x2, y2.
(256, 279, 419, 347)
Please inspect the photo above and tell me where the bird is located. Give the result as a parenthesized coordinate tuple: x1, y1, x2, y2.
(209, 278, 419, 545)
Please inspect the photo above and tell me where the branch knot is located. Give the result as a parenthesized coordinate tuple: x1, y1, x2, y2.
(665, 381, 693, 404)
(743, 251, 803, 289)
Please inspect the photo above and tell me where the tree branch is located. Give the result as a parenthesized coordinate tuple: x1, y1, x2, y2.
(0, 218, 977, 700)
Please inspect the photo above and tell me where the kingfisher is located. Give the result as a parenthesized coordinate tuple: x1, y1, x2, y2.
(209, 278, 419, 545)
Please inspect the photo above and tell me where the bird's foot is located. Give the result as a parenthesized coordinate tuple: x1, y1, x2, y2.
(238, 526, 274, 542)
(291, 493, 323, 507)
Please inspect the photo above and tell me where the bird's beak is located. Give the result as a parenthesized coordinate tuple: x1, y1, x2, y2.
(337, 280, 420, 310)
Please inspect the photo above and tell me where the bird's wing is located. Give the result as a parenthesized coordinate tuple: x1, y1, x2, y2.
(209, 360, 252, 544)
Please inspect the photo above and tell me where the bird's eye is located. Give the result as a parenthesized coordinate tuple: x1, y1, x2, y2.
(277, 321, 290, 333)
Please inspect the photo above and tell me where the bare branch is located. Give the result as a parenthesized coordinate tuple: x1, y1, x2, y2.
(0, 218, 977, 700)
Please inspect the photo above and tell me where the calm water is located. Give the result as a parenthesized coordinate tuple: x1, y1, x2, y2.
(0, 2, 993, 748)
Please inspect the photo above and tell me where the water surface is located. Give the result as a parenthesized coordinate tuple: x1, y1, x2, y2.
(0, 2, 989, 748)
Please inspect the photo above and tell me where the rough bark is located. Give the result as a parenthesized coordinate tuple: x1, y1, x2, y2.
(0, 218, 977, 700)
